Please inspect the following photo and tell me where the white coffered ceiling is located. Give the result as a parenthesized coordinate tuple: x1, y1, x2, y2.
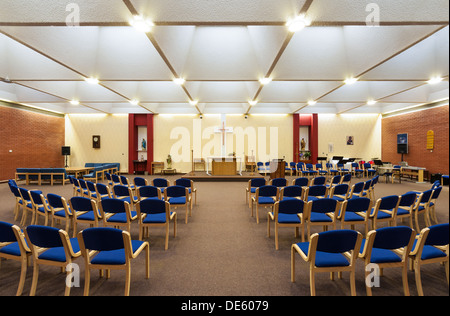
(0, 0, 448, 115)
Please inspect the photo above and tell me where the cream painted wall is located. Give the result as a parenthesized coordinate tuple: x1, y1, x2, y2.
(65, 114, 129, 172)
(318, 114, 382, 162)
(153, 114, 293, 173)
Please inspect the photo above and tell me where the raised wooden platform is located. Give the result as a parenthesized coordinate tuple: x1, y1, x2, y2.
(181, 171, 265, 182)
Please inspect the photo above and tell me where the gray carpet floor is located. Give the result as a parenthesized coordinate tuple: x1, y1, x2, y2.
(0, 174, 448, 297)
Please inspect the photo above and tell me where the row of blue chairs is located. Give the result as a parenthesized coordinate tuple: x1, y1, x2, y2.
(0, 222, 149, 296)
(268, 162, 376, 178)
(290, 223, 449, 296)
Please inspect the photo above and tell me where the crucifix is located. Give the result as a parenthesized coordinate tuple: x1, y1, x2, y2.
(214, 114, 233, 157)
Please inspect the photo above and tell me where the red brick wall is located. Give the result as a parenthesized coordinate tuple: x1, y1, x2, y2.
(382, 105, 449, 176)
(0, 105, 65, 181)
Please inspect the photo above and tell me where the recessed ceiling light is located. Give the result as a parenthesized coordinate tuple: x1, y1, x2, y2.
(130, 15, 154, 33)
(70, 100, 79, 105)
(173, 77, 185, 85)
(307, 100, 317, 106)
(344, 77, 359, 85)
(129, 99, 139, 105)
(248, 100, 258, 106)
(189, 100, 198, 106)
(259, 77, 272, 85)
(84, 77, 99, 85)
(286, 15, 311, 32)
(427, 77, 443, 85)
(367, 99, 377, 105)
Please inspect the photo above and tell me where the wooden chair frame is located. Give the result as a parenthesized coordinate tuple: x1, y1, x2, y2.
(251, 186, 278, 224)
(164, 186, 191, 224)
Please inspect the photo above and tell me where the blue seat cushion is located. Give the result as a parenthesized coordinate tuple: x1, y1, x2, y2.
(107, 211, 137, 223)
(370, 208, 392, 219)
(412, 240, 447, 260)
(296, 242, 350, 267)
(250, 188, 257, 193)
(143, 213, 166, 224)
(168, 197, 186, 205)
(310, 212, 332, 222)
(396, 208, 410, 216)
(343, 212, 365, 222)
(38, 238, 80, 262)
(0, 242, 22, 256)
(258, 197, 275, 204)
(278, 213, 301, 224)
(90, 240, 146, 265)
(360, 239, 401, 263)
(77, 211, 97, 221)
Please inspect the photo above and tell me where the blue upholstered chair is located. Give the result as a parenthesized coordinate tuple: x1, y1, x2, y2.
(47, 193, 77, 236)
(137, 185, 162, 201)
(293, 177, 309, 187)
(305, 198, 340, 238)
(363, 162, 376, 178)
(133, 177, 148, 189)
(326, 175, 342, 190)
(152, 178, 170, 194)
(85, 181, 98, 199)
(368, 195, 400, 230)
(70, 196, 101, 233)
(303, 185, 328, 202)
(113, 185, 138, 209)
(326, 163, 340, 176)
(268, 199, 306, 250)
(337, 163, 350, 175)
(95, 183, 112, 202)
(246, 178, 266, 208)
(77, 179, 90, 197)
(396, 192, 417, 228)
(164, 185, 191, 224)
(136, 198, 177, 250)
(409, 223, 449, 296)
(429, 186, 443, 225)
(359, 226, 415, 296)
(77, 227, 150, 296)
(303, 163, 318, 179)
(296, 162, 306, 177)
(339, 197, 372, 236)
(351, 162, 364, 178)
(352, 180, 372, 198)
(341, 173, 352, 185)
(29, 190, 49, 226)
(328, 183, 350, 202)
(0, 221, 31, 296)
(120, 175, 136, 190)
(251, 185, 278, 224)
(368, 175, 379, 200)
(315, 163, 328, 176)
(24, 225, 81, 296)
(311, 176, 326, 186)
(270, 177, 288, 188)
(104, 172, 113, 186)
(291, 229, 363, 296)
(111, 173, 122, 186)
(279, 185, 303, 201)
(8, 181, 23, 221)
(175, 178, 197, 206)
(348, 182, 364, 199)
(99, 198, 137, 232)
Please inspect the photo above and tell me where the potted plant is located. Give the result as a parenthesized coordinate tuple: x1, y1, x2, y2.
(166, 154, 172, 169)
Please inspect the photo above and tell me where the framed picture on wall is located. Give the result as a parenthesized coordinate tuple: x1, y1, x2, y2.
(346, 136, 354, 145)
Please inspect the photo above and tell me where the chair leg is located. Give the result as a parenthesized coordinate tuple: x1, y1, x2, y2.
(84, 268, 90, 296)
(16, 257, 28, 296)
(350, 270, 357, 296)
(29, 263, 39, 296)
(310, 269, 316, 296)
(291, 246, 296, 282)
(414, 261, 424, 296)
(275, 224, 279, 250)
(125, 265, 131, 296)
(402, 264, 410, 296)
(165, 224, 169, 251)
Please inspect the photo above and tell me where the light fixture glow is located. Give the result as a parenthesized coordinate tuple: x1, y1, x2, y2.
(248, 100, 258, 106)
(427, 77, 443, 85)
(367, 99, 377, 105)
(307, 100, 317, 106)
(286, 15, 311, 32)
(189, 100, 198, 106)
(173, 77, 185, 85)
(259, 77, 272, 85)
(129, 99, 139, 105)
(70, 100, 80, 105)
(344, 77, 359, 85)
(84, 77, 99, 85)
(130, 15, 154, 33)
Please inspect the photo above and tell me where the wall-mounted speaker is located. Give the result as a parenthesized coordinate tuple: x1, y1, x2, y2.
(93, 135, 101, 149)
(62, 146, 71, 156)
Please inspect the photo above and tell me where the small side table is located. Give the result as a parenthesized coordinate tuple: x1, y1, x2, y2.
(151, 162, 165, 175)
(162, 168, 177, 175)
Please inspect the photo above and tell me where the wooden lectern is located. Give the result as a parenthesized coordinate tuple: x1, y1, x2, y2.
(270, 159, 285, 179)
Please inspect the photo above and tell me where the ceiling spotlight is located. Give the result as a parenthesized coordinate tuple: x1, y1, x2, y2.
(84, 77, 99, 85)
(173, 77, 185, 85)
(259, 77, 272, 85)
(344, 77, 359, 85)
(286, 15, 311, 33)
(129, 99, 139, 105)
(307, 100, 317, 106)
(427, 77, 443, 85)
(248, 100, 258, 106)
(367, 99, 377, 105)
(189, 100, 198, 106)
(130, 15, 154, 33)
(70, 100, 80, 105)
